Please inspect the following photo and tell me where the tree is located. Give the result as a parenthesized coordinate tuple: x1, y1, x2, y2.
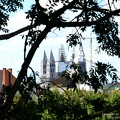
(0, 0, 120, 119)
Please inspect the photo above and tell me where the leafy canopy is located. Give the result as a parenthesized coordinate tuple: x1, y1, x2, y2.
(0, 0, 23, 32)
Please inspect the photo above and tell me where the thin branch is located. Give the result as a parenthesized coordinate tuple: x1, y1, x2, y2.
(0, 23, 37, 40)
(73, 6, 110, 14)
(108, 0, 112, 12)
(54, 8, 120, 27)
(38, 80, 71, 100)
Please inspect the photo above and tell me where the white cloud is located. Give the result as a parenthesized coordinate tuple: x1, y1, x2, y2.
(0, 11, 29, 77)
(7, 12, 30, 32)
(0, 37, 24, 77)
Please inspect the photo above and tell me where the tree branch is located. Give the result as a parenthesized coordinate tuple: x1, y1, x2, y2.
(81, 103, 120, 120)
(0, 22, 39, 40)
(0, 25, 52, 120)
(0, 6, 119, 41)
(54, 8, 120, 27)
(0, 0, 75, 40)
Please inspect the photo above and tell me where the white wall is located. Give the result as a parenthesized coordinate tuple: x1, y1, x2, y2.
(77, 83, 91, 91)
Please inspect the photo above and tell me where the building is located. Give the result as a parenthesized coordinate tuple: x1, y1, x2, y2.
(41, 50, 56, 81)
(40, 44, 93, 90)
(40, 45, 86, 81)
(0, 68, 16, 92)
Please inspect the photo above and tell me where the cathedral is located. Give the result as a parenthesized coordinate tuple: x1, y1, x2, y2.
(40, 45, 86, 82)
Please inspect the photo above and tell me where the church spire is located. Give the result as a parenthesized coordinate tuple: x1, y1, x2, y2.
(43, 50, 47, 62)
(50, 49, 55, 62)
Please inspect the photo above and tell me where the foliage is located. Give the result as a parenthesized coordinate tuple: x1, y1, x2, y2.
(5, 88, 120, 120)
(5, 74, 41, 120)
(62, 61, 119, 93)
(88, 62, 119, 93)
(0, 0, 120, 119)
(92, 17, 120, 57)
(0, 0, 23, 32)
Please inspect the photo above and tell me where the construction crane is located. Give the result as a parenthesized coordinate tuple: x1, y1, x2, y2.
(81, 33, 92, 70)
(90, 33, 92, 70)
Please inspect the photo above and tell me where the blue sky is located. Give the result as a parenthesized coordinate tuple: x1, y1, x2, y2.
(0, 0, 120, 83)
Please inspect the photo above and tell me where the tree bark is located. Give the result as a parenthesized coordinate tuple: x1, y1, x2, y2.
(0, 25, 52, 120)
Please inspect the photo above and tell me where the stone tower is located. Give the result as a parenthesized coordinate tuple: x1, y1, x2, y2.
(41, 50, 55, 81)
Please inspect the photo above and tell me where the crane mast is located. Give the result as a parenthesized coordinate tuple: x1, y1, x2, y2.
(90, 33, 92, 70)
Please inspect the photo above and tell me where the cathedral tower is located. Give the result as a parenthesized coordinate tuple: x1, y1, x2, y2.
(41, 50, 55, 81)
(47, 50, 55, 80)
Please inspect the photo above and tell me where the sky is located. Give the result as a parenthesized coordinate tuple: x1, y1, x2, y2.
(0, 0, 120, 83)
